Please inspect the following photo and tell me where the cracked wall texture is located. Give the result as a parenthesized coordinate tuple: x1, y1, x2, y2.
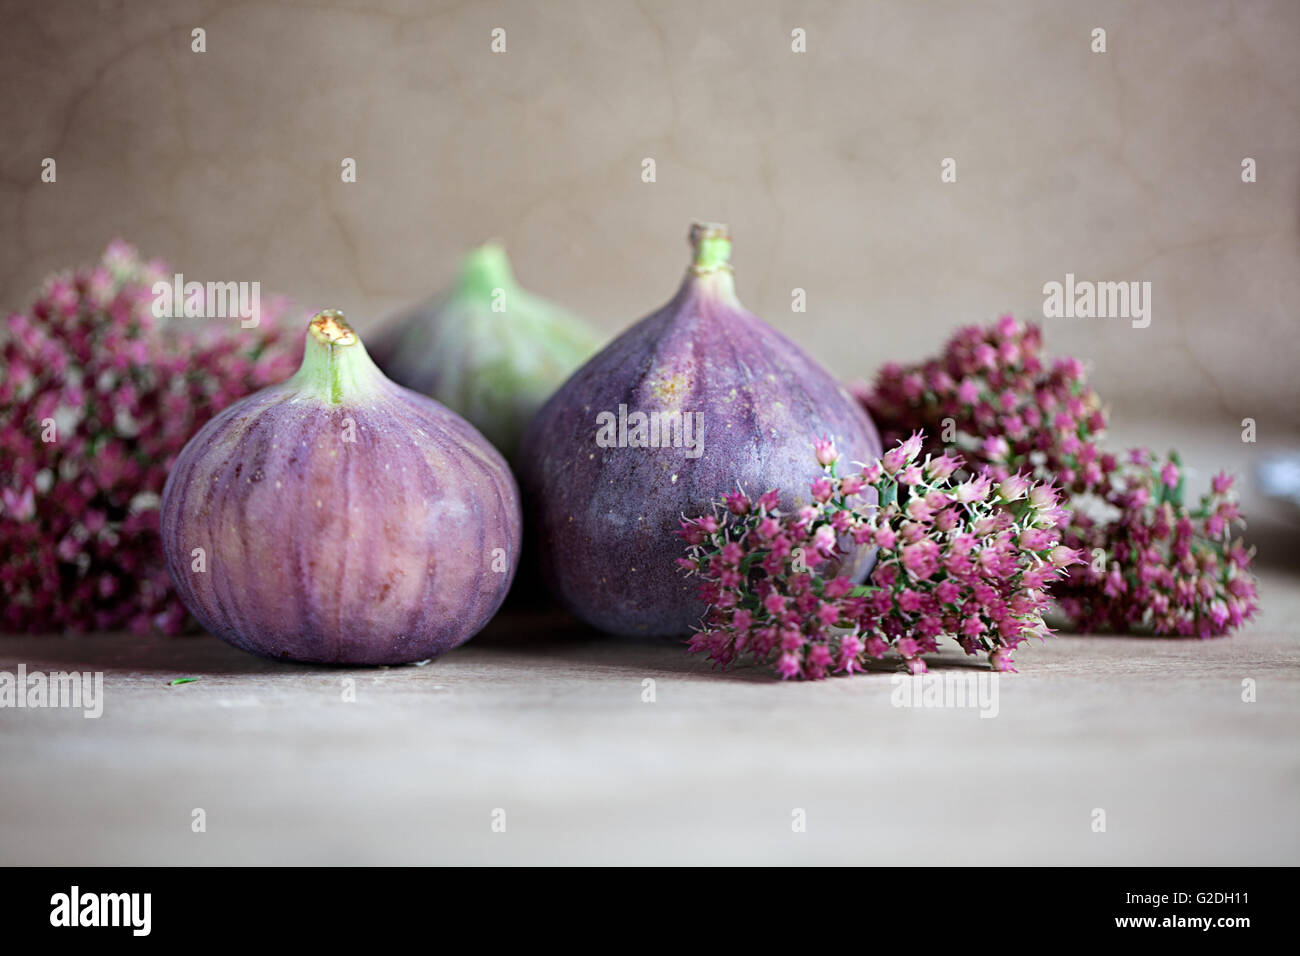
(1, 0, 1296, 431)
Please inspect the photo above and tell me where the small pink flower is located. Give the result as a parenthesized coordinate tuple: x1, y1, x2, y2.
(718, 541, 745, 566)
(813, 437, 839, 467)
(897, 464, 924, 486)
(810, 477, 835, 503)
(1, 486, 36, 522)
(896, 588, 924, 613)
(1027, 483, 1059, 511)
(899, 539, 940, 580)
(905, 496, 934, 522)
(934, 580, 961, 604)
(811, 524, 837, 556)
(982, 436, 1010, 461)
(998, 473, 1031, 501)
(871, 563, 897, 589)
(988, 648, 1017, 672)
(823, 577, 853, 599)
(775, 652, 802, 679)
(838, 474, 865, 496)
(1048, 545, 1082, 568)
(815, 601, 840, 627)
(926, 454, 961, 481)
(933, 508, 959, 532)
(837, 633, 864, 672)
(862, 635, 887, 658)
(899, 431, 925, 461)
(880, 446, 908, 475)
(1018, 528, 1054, 551)
(953, 475, 992, 504)
(724, 491, 751, 515)
(804, 643, 833, 679)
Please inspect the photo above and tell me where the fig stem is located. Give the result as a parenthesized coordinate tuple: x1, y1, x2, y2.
(293, 310, 382, 405)
(689, 222, 732, 275)
(458, 241, 516, 299)
(309, 310, 357, 347)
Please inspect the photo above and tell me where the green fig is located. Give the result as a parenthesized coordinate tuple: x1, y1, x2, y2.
(367, 243, 603, 462)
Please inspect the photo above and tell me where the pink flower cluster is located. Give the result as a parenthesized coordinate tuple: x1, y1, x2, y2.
(677, 434, 1082, 680)
(858, 314, 1258, 637)
(0, 241, 300, 635)
(1054, 451, 1257, 637)
(863, 314, 1106, 491)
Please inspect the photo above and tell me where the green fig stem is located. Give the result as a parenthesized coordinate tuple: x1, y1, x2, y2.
(457, 242, 516, 299)
(689, 222, 733, 275)
(687, 222, 740, 306)
(291, 310, 384, 404)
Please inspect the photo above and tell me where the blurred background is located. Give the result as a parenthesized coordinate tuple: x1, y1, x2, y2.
(1, 0, 1297, 520)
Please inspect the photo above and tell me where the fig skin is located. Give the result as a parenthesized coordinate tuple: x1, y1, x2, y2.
(519, 224, 881, 637)
(160, 311, 521, 664)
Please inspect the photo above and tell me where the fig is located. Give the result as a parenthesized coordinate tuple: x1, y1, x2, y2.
(519, 223, 882, 637)
(367, 242, 603, 462)
(160, 310, 521, 664)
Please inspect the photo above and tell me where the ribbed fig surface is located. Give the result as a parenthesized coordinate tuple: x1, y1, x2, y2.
(519, 224, 881, 637)
(160, 311, 521, 664)
(367, 242, 602, 463)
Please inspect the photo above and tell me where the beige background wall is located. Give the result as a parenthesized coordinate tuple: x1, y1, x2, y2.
(2, 0, 1297, 434)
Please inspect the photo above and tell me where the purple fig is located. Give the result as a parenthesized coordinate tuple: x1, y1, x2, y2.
(519, 223, 881, 637)
(160, 310, 521, 664)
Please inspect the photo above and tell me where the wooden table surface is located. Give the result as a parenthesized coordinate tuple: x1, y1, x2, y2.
(2, 561, 1297, 866)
